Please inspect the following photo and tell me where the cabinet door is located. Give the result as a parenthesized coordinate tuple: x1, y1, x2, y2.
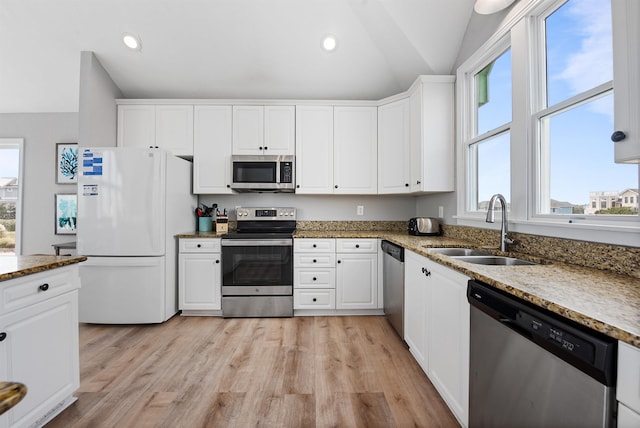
(378, 98, 411, 194)
(427, 260, 470, 427)
(0, 292, 79, 428)
(409, 77, 455, 192)
(193, 105, 233, 194)
(333, 106, 378, 194)
(117, 105, 156, 149)
(336, 253, 377, 309)
(612, 0, 640, 163)
(264, 105, 295, 155)
(295, 105, 334, 194)
(232, 105, 264, 155)
(155, 105, 194, 157)
(403, 250, 429, 372)
(178, 253, 221, 310)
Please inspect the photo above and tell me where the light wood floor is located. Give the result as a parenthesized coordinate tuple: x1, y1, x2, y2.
(48, 315, 459, 427)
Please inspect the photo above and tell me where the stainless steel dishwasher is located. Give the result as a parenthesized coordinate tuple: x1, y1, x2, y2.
(381, 240, 404, 339)
(467, 279, 617, 428)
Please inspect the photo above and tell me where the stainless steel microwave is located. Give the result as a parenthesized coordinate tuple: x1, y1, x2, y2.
(230, 155, 295, 192)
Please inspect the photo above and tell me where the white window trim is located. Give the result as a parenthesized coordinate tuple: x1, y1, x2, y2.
(0, 138, 24, 255)
(455, 0, 640, 247)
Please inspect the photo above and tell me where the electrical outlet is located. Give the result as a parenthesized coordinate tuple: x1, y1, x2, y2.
(357, 205, 364, 216)
(438, 206, 444, 217)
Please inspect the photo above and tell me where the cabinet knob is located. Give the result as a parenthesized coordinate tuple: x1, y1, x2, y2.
(312, 244, 317, 248)
(216, 260, 220, 264)
(0, 332, 6, 341)
(39, 283, 49, 292)
(312, 277, 317, 281)
(337, 260, 341, 264)
(227, 184, 231, 188)
(264, 146, 268, 150)
(313, 259, 317, 263)
(355, 244, 360, 248)
(405, 183, 409, 187)
(296, 184, 300, 188)
(611, 131, 626, 142)
(197, 244, 201, 248)
(312, 298, 317, 302)
(416, 180, 421, 185)
(334, 185, 338, 189)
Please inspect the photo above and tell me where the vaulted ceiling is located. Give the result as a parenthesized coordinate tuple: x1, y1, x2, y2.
(0, 0, 476, 113)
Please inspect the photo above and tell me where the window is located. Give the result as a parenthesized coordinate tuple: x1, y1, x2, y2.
(535, 0, 637, 218)
(465, 45, 512, 213)
(0, 139, 23, 255)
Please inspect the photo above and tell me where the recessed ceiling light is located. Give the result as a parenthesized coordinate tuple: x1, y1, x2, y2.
(474, 0, 516, 15)
(122, 33, 142, 51)
(322, 35, 337, 52)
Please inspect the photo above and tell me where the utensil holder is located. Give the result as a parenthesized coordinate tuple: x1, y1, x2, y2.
(198, 216, 213, 233)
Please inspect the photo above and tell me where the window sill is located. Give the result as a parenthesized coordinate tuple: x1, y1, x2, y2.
(454, 215, 640, 247)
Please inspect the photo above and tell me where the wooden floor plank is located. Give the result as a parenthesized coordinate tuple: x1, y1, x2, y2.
(47, 315, 459, 427)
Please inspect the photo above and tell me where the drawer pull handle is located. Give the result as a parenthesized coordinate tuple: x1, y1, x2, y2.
(312, 298, 317, 302)
(0, 332, 6, 341)
(421, 267, 431, 277)
(39, 283, 49, 292)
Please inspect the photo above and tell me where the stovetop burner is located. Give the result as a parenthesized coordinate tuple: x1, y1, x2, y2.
(221, 207, 297, 240)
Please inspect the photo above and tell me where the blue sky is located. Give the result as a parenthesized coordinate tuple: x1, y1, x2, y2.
(477, 0, 638, 207)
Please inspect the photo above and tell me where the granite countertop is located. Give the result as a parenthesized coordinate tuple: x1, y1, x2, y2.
(295, 230, 640, 348)
(0, 255, 87, 282)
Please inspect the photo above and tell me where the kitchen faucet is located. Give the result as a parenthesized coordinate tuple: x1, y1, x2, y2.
(485, 193, 514, 252)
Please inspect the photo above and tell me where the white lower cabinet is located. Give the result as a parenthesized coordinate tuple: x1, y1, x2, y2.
(617, 341, 640, 426)
(336, 253, 378, 310)
(178, 238, 221, 313)
(0, 266, 80, 428)
(404, 250, 470, 427)
(294, 239, 336, 310)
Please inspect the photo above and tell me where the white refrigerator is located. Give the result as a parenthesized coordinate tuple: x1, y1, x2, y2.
(77, 147, 197, 324)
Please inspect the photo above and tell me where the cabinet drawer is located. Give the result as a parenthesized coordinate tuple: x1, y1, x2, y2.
(294, 253, 336, 267)
(336, 239, 377, 253)
(294, 239, 335, 253)
(1, 266, 79, 313)
(179, 238, 221, 253)
(295, 268, 336, 289)
(618, 341, 640, 413)
(294, 289, 336, 309)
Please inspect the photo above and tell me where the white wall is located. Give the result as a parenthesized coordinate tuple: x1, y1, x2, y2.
(78, 51, 122, 147)
(0, 113, 78, 254)
(199, 194, 417, 221)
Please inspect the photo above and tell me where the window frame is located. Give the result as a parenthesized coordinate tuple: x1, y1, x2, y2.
(455, 0, 640, 247)
(0, 138, 24, 256)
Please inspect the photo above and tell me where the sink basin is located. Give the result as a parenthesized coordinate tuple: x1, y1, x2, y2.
(428, 248, 491, 256)
(453, 256, 537, 266)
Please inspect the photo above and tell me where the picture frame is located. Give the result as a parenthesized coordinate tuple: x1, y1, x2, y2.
(55, 193, 77, 235)
(56, 142, 78, 184)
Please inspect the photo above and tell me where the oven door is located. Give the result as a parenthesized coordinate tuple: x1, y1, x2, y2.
(221, 239, 293, 295)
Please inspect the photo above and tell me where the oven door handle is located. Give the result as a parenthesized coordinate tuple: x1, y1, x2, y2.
(221, 239, 293, 247)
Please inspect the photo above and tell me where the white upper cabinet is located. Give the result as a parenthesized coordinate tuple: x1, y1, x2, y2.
(612, 0, 640, 164)
(378, 98, 411, 194)
(232, 105, 294, 155)
(333, 106, 378, 194)
(409, 76, 455, 193)
(117, 104, 194, 157)
(295, 105, 334, 194)
(193, 105, 233, 194)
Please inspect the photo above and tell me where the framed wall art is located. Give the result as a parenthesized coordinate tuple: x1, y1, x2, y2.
(55, 193, 77, 235)
(56, 142, 78, 184)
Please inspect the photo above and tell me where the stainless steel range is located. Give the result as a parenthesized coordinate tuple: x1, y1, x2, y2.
(221, 207, 296, 317)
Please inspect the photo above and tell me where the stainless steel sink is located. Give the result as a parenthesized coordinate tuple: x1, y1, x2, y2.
(453, 256, 537, 266)
(427, 248, 491, 256)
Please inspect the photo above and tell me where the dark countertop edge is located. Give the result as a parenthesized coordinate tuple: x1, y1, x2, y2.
(0, 256, 87, 282)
